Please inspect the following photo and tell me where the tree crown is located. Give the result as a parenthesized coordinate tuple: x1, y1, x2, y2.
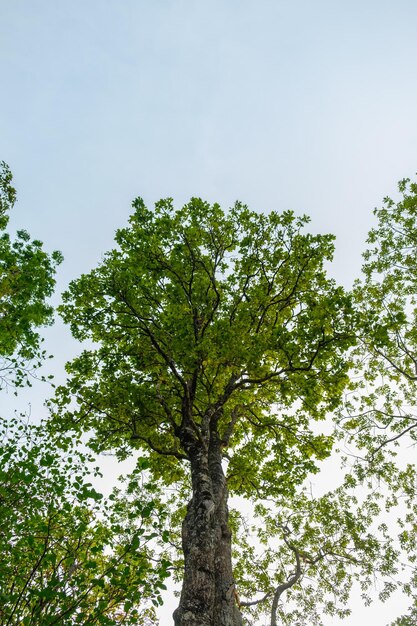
(56, 198, 355, 496)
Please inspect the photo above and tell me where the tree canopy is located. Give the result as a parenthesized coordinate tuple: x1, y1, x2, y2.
(56, 198, 354, 491)
(4, 161, 417, 624)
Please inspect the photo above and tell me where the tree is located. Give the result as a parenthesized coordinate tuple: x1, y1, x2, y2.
(0, 162, 62, 388)
(348, 176, 417, 455)
(0, 163, 171, 625)
(233, 481, 403, 625)
(55, 198, 356, 625)
(337, 176, 417, 624)
(0, 415, 171, 625)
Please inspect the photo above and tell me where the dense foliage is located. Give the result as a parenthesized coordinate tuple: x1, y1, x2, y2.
(56, 199, 354, 487)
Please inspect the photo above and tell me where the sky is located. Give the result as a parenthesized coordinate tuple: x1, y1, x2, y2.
(1, 1, 417, 623)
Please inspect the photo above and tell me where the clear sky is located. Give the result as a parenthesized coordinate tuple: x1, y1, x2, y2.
(1, 1, 417, 623)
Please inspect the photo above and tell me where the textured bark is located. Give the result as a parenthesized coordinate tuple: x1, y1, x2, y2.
(210, 437, 243, 626)
(173, 436, 243, 626)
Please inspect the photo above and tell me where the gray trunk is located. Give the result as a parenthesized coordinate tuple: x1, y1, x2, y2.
(173, 439, 243, 626)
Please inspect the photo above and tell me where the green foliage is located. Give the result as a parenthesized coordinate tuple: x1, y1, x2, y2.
(0, 161, 16, 230)
(338, 177, 417, 466)
(55, 197, 355, 497)
(0, 164, 171, 625)
(336, 176, 417, 624)
(0, 415, 170, 626)
(1, 163, 416, 625)
(44, 183, 417, 624)
(0, 162, 62, 389)
(8, 162, 417, 624)
(232, 474, 408, 625)
(51, 196, 372, 623)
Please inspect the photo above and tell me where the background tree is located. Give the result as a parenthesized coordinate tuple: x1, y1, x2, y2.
(0, 162, 62, 388)
(336, 176, 417, 625)
(0, 416, 170, 626)
(345, 176, 417, 456)
(55, 198, 356, 626)
(0, 163, 171, 625)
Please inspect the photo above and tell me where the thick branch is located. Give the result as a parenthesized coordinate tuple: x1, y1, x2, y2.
(131, 434, 187, 460)
(117, 291, 187, 392)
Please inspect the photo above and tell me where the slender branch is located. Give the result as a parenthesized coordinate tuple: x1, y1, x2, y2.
(240, 590, 272, 608)
(369, 421, 417, 459)
(372, 346, 417, 382)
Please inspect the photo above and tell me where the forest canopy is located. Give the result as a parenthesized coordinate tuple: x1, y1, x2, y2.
(2, 161, 417, 625)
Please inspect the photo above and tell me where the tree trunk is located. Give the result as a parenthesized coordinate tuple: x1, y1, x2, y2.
(173, 437, 243, 626)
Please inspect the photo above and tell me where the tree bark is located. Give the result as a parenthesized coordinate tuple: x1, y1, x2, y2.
(209, 435, 243, 626)
(173, 436, 243, 626)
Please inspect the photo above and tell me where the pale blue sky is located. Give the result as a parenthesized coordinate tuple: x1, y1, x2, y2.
(1, 1, 417, 623)
(2, 0, 417, 285)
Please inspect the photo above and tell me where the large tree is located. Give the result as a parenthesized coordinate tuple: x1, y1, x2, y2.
(55, 198, 356, 625)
